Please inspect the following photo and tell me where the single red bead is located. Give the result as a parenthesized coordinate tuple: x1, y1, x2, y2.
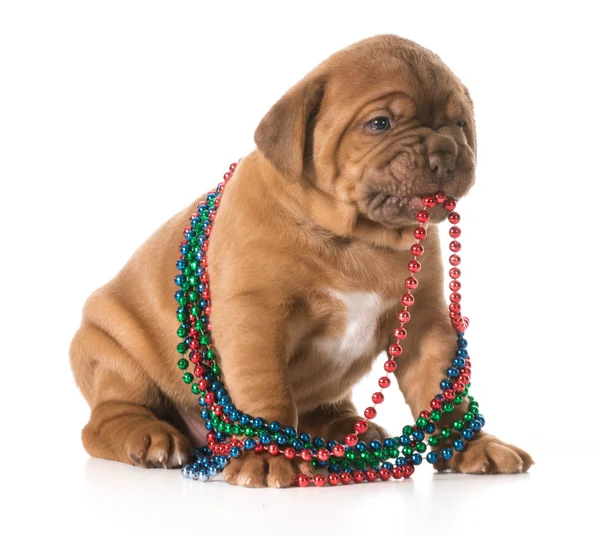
(405, 277, 418, 290)
(268, 444, 279, 456)
(403, 464, 415, 478)
(223, 172, 232, 182)
(394, 327, 407, 340)
(213, 198, 221, 208)
(378, 376, 391, 389)
(420, 410, 431, 419)
(435, 192, 447, 204)
(317, 448, 330, 461)
(379, 468, 391, 481)
(201, 241, 210, 252)
(328, 473, 341, 486)
(205, 305, 212, 315)
(449, 226, 461, 238)
(207, 432, 216, 443)
(384, 359, 397, 373)
(200, 258, 208, 268)
(449, 254, 461, 266)
(443, 389, 456, 401)
(444, 198, 457, 211)
(353, 471, 365, 483)
(366, 469, 378, 482)
(297, 474, 310, 487)
(414, 227, 427, 240)
(205, 393, 215, 404)
(300, 449, 312, 461)
(372, 392, 384, 405)
(201, 290, 210, 299)
(354, 420, 368, 434)
(313, 474, 326, 487)
(449, 267, 461, 279)
(340, 472, 352, 485)
(450, 240, 461, 252)
(214, 405, 223, 416)
(364, 406, 377, 419)
(454, 381, 466, 393)
(189, 339, 199, 350)
(209, 212, 217, 221)
(449, 280, 461, 292)
(198, 379, 209, 390)
(401, 293, 415, 307)
(206, 322, 212, 332)
(450, 292, 462, 303)
(193, 365, 204, 377)
(190, 351, 201, 364)
(332, 444, 346, 457)
(389, 343, 403, 357)
(229, 162, 237, 172)
(283, 447, 296, 459)
(416, 210, 430, 223)
(423, 195, 436, 208)
(448, 211, 461, 224)
(449, 310, 462, 320)
(430, 398, 443, 410)
(408, 260, 421, 273)
(449, 302, 461, 313)
(217, 182, 225, 194)
(398, 310, 411, 323)
(459, 374, 470, 384)
(411, 244, 424, 257)
(392, 467, 404, 479)
(345, 433, 358, 447)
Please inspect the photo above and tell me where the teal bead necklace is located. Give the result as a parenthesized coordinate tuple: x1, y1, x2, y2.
(175, 162, 485, 486)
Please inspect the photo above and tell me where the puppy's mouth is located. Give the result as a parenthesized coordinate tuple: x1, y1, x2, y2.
(366, 191, 449, 226)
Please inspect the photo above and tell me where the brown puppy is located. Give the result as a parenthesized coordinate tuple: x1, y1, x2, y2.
(70, 35, 532, 487)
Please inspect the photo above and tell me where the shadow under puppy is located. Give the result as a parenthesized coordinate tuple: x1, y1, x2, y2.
(70, 34, 533, 487)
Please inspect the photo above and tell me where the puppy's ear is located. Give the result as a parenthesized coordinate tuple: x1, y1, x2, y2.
(254, 75, 326, 181)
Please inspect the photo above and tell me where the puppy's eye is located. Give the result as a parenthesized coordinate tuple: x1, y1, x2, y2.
(366, 116, 391, 131)
(457, 120, 466, 129)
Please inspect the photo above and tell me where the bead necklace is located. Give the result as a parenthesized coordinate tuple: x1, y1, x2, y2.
(175, 162, 485, 486)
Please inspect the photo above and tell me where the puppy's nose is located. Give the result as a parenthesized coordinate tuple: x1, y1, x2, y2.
(428, 152, 456, 181)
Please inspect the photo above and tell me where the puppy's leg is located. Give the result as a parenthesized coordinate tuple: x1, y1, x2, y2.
(299, 398, 388, 445)
(212, 299, 309, 488)
(394, 313, 533, 474)
(70, 324, 192, 468)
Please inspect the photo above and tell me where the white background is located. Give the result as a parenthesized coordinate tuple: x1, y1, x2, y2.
(1, 1, 598, 534)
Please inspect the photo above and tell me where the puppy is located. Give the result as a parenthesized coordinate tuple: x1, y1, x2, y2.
(70, 35, 532, 487)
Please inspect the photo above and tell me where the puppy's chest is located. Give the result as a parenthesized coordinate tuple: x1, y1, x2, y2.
(311, 290, 395, 365)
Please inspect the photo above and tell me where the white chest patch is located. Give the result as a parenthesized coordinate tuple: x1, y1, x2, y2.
(313, 290, 393, 365)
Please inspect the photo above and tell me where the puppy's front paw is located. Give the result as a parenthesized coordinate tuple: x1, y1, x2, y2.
(435, 433, 534, 474)
(126, 419, 192, 468)
(222, 451, 314, 488)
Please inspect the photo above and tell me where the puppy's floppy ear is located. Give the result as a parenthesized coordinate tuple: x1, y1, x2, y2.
(254, 75, 326, 181)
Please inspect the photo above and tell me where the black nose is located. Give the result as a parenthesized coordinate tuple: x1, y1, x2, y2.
(428, 152, 456, 181)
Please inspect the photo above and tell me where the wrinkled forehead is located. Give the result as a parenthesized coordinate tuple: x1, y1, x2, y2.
(320, 47, 468, 123)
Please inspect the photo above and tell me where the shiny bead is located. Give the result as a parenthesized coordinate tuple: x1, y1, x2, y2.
(448, 212, 460, 224)
(449, 254, 461, 266)
(389, 343, 403, 357)
(454, 439, 465, 451)
(449, 268, 461, 279)
(426, 451, 438, 464)
(177, 359, 189, 370)
(384, 360, 397, 373)
(268, 444, 279, 456)
(284, 447, 295, 459)
(416, 417, 427, 428)
(300, 449, 312, 461)
(182, 372, 193, 384)
(405, 277, 418, 290)
(354, 420, 368, 434)
(366, 469, 378, 482)
(372, 392, 384, 404)
(423, 195, 436, 208)
(379, 468, 391, 481)
(340, 472, 352, 485)
(416, 210, 430, 223)
(411, 244, 424, 256)
(450, 240, 461, 252)
(345, 434, 358, 447)
(353, 471, 365, 483)
(392, 467, 404, 479)
(414, 227, 427, 240)
(328, 473, 341, 486)
(449, 226, 461, 238)
(297, 474, 310, 487)
(364, 406, 377, 419)
(408, 260, 421, 273)
(441, 448, 453, 460)
(332, 444, 346, 457)
(317, 449, 329, 461)
(313, 474, 326, 487)
(444, 198, 457, 211)
(378, 376, 391, 389)
(435, 192, 446, 204)
(397, 310, 411, 323)
(401, 293, 414, 307)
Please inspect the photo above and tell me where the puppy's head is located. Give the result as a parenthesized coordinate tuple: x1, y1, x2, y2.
(255, 35, 476, 229)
